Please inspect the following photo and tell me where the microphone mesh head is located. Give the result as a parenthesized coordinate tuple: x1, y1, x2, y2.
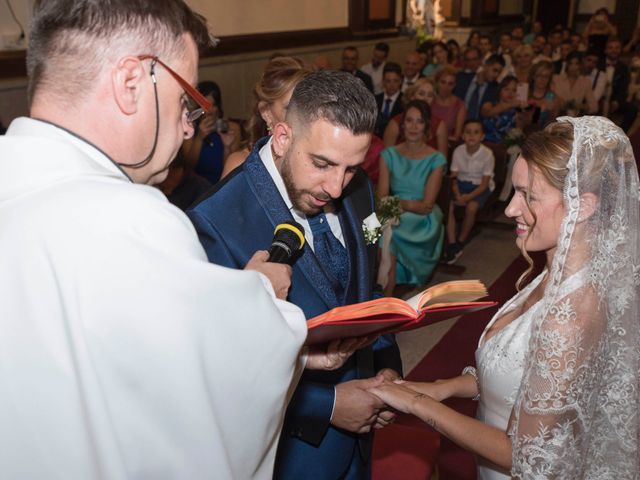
(274, 222, 305, 253)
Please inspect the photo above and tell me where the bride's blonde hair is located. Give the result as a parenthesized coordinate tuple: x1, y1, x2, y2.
(516, 122, 573, 289)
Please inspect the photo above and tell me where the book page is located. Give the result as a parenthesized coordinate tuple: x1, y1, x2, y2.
(405, 280, 488, 311)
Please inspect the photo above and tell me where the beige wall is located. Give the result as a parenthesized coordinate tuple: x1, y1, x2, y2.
(188, 0, 349, 36)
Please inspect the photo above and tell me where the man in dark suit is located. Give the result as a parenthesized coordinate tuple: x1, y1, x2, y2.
(374, 62, 404, 138)
(454, 54, 505, 120)
(601, 37, 638, 132)
(341, 46, 374, 93)
(188, 71, 402, 480)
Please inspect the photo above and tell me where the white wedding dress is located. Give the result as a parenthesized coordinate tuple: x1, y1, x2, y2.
(474, 268, 586, 479)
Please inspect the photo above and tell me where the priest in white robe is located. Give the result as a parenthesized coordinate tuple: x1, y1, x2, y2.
(0, 1, 321, 478)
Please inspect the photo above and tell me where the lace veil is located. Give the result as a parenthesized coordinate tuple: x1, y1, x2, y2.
(509, 116, 640, 478)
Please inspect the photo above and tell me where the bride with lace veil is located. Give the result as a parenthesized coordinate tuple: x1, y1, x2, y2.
(369, 115, 640, 478)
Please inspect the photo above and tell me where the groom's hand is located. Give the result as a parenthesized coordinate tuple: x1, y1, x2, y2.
(331, 376, 385, 434)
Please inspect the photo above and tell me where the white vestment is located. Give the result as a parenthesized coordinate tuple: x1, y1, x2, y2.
(0, 118, 307, 479)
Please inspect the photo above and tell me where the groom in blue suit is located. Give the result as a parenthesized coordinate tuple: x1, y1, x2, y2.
(188, 71, 402, 479)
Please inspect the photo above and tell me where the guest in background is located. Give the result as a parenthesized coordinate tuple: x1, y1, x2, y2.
(455, 54, 505, 120)
(222, 56, 310, 178)
(583, 8, 617, 57)
(444, 119, 494, 264)
(466, 30, 481, 50)
(460, 46, 482, 74)
(375, 62, 404, 137)
(361, 42, 389, 95)
(479, 34, 494, 61)
(582, 49, 606, 106)
(497, 32, 512, 68)
(547, 27, 563, 61)
(403, 51, 423, 92)
(531, 34, 550, 63)
(432, 66, 466, 141)
(523, 21, 543, 45)
(481, 75, 522, 144)
(447, 39, 463, 69)
(524, 60, 560, 130)
(378, 99, 447, 295)
(422, 41, 449, 78)
(552, 51, 598, 115)
(383, 78, 449, 157)
(553, 39, 574, 74)
(341, 46, 374, 92)
(503, 44, 534, 84)
(182, 81, 236, 184)
(601, 37, 638, 132)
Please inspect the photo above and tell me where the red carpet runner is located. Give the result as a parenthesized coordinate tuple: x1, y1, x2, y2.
(372, 252, 545, 480)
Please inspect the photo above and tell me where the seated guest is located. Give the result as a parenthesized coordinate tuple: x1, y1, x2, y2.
(444, 119, 494, 264)
(422, 41, 449, 77)
(460, 46, 482, 74)
(531, 34, 551, 63)
(524, 21, 543, 44)
(582, 49, 606, 106)
(378, 99, 447, 295)
(523, 60, 560, 130)
(497, 32, 513, 68)
(548, 27, 563, 61)
(341, 46, 374, 92)
(432, 66, 467, 141)
(182, 81, 235, 184)
(584, 8, 617, 57)
(403, 51, 423, 92)
(447, 39, 463, 69)
(466, 30, 481, 50)
(552, 51, 598, 115)
(601, 37, 638, 132)
(361, 42, 389, 95)
(479, 34, 494, 61)
(503, 44, 534, 84)
(481, 75, 522, 143)
(374, 62, 404, 137)
(383, 78, 448, 156)
(222, 57, 310, 178)
(455, 54, 505, 120)
(553, 39, 574, 74)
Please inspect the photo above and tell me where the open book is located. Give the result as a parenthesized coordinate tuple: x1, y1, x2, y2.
(306, 280, 497, 345)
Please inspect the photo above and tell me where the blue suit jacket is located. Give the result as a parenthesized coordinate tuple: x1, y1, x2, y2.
(454, 71, 499, 116)
(187, 137, 402, 479)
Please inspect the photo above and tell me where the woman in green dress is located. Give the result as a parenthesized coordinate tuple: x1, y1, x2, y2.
(378, 99, 447, 296)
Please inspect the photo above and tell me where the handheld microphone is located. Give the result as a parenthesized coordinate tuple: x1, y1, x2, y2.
(268, 222, 306, 264)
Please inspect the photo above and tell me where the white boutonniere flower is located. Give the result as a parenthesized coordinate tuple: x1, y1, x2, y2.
(362, 212, 382, 245)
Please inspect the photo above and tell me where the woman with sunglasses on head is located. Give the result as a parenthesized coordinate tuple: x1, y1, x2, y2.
(370, 116, 640, 479)
(221, 56, 310, 179)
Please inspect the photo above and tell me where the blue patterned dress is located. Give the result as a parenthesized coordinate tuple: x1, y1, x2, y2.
(382, 147, 447, 285)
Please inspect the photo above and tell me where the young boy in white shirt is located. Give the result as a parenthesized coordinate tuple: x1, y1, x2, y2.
(444, 119, 495, 264)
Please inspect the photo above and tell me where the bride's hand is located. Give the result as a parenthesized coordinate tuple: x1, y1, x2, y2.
(368, 380, 434, 415)
(395, 379, 451, 402)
